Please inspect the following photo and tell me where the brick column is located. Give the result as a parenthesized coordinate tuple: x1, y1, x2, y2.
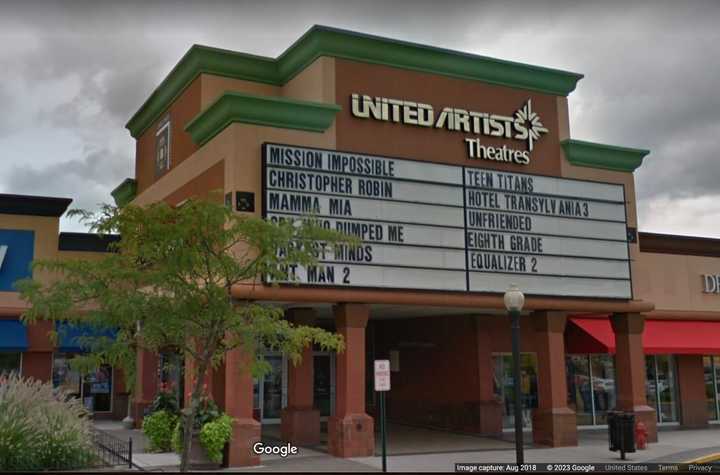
(531, 311, 577, 446)
(281, 308, 320, 446)
(224, 348, 261, 467)
(611, 313, 657, 442)
(677, 355, 709, 428)
(133, 348, 158, 427)
(328, 303, 374, 457)
(21, 352, 53, 382)
(475, 317, 502, 435)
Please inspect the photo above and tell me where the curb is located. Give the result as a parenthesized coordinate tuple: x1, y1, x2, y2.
(685, 452, 720, 464)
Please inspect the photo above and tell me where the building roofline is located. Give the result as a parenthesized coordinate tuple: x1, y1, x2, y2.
(639, 231, 720, 258)
(58, 232, 120, 253)
(126, 24, 584, 138)
(0, 193, 72, 217)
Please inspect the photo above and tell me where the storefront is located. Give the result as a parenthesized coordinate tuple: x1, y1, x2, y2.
(0, 194, 127, 419)
(252, 352, 335, 423)
(30, 25, 720, 466)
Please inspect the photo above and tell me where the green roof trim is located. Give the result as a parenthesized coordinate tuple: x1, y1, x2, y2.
(126, 25, 583, 138)
(185, 92, 341, 146)
(110, 178, 137, 207)
(561, 139, 650, 172)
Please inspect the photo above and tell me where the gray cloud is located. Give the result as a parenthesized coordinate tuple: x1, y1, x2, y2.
(0, 0, 719, 235)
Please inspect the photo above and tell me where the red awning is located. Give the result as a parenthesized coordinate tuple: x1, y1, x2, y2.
(568, 317, 720, 355)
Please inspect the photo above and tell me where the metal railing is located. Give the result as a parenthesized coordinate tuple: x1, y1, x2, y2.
(91, 427, 142, 470)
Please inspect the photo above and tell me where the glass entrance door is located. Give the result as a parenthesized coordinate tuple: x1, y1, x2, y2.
(259, 354, 286, 423)
(252, 352, 335, 424)
(313, 353, 335, 419)
(493, 353, 538, 429)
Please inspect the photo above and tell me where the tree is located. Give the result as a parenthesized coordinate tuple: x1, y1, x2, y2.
(18, 198, 352, 471)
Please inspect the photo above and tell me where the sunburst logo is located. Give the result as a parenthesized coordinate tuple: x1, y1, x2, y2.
(514, 99, 548, 152)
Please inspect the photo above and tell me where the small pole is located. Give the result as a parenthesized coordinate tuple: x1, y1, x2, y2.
(510, 309, 524, 465)
(381, 391, 387, 473)
(619, 417, 626, 460)
(128, 437, 133, 469)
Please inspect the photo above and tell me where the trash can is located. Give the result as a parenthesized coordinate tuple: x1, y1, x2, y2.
(607, 411, 620, 452)
(608, 411, 636, 459)
(619, 413, 636, 455)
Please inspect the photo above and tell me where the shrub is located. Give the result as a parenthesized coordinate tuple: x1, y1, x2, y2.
(149, 383, 179, 415)
(142, 410, 178, 452)
(199, 414, 233, 463)
(170, 395, 232, 464)
(0, 373, 96, 471)
(171, 420, 183, 455)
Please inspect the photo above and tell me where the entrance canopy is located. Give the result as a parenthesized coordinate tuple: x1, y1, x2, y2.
(568, 317, 720, 355)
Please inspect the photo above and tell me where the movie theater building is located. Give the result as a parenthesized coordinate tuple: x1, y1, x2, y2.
(0, 194, 128, 418)
(113, 26, 720, 465)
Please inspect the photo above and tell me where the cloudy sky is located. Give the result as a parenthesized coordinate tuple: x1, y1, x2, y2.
(1, 1, 719, 236)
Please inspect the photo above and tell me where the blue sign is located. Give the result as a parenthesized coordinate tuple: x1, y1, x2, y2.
(0, 230, 35, 291)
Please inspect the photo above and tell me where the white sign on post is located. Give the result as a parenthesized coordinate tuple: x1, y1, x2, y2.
(374, 359, 391, 392)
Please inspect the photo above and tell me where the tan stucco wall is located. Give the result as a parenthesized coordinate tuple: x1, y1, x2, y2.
(200, 74, 280, 109)
(635, 251, 720, 316)
(0, 214, 59, 311)
(0, 214, 111, 314)
(282, 57, 336, 103)
(134, 57, 337, 207)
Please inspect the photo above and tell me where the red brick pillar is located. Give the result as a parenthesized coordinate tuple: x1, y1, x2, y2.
(328, 303, 374, 457)
(224, 348, 261, 467)
(611, 313, 657, 442)
(21, 352, 53, 382)
(677, 355, 709, 428)
(133, 348, 158, 427)
(475, 317, 502, 435)
(281, 308, 320, 446)
(531, 311, 577, 446)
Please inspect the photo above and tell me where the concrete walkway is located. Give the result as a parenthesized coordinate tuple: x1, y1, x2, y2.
(95, 421, 720, 472)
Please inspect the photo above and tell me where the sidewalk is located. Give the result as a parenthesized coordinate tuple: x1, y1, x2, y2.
(95, 421, 720, 472)
(351, 426, 720, 473)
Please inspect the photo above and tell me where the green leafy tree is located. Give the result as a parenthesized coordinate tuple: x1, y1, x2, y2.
(18, 198, 350, 471)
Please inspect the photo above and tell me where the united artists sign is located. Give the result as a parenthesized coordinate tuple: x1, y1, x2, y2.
(350, 93, 549, 165)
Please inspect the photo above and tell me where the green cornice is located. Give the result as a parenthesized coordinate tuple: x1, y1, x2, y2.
(126, 25, 583, 138)
(111, 178, 137, 207)
(561, 139, 650, 173)
(185, 92, 341, 146)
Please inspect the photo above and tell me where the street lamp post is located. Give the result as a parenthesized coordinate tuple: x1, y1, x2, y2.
(504, 284, 525, 466)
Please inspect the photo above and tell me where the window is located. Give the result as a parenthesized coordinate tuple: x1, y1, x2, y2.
(645, 355, 679, 423)
(155, 115, 171, 177)
(566, 354, 616, 425)
(158, 351, 184, 409)
(566, 355, 593, 425)
(704, 356, 720, 421)
(0, 352, 21, 376)
(52, 353, 113, 412)
(493, 353, 538, 429)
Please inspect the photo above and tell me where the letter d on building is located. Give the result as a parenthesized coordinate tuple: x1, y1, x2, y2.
(703, 274, 719, 293)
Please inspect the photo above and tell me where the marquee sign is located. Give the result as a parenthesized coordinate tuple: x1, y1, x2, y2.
(351, 94, 548, 164)
(262, 144, 632, 299)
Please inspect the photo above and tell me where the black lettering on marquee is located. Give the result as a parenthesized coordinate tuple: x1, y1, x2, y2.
(469, 252, 528, 273)
(269, 147, 323, 169)
(329, 198, 352, 216)
(307, 265, 335, 283)
(268, 192, 321, 213)
(388, 225, 405, 243)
